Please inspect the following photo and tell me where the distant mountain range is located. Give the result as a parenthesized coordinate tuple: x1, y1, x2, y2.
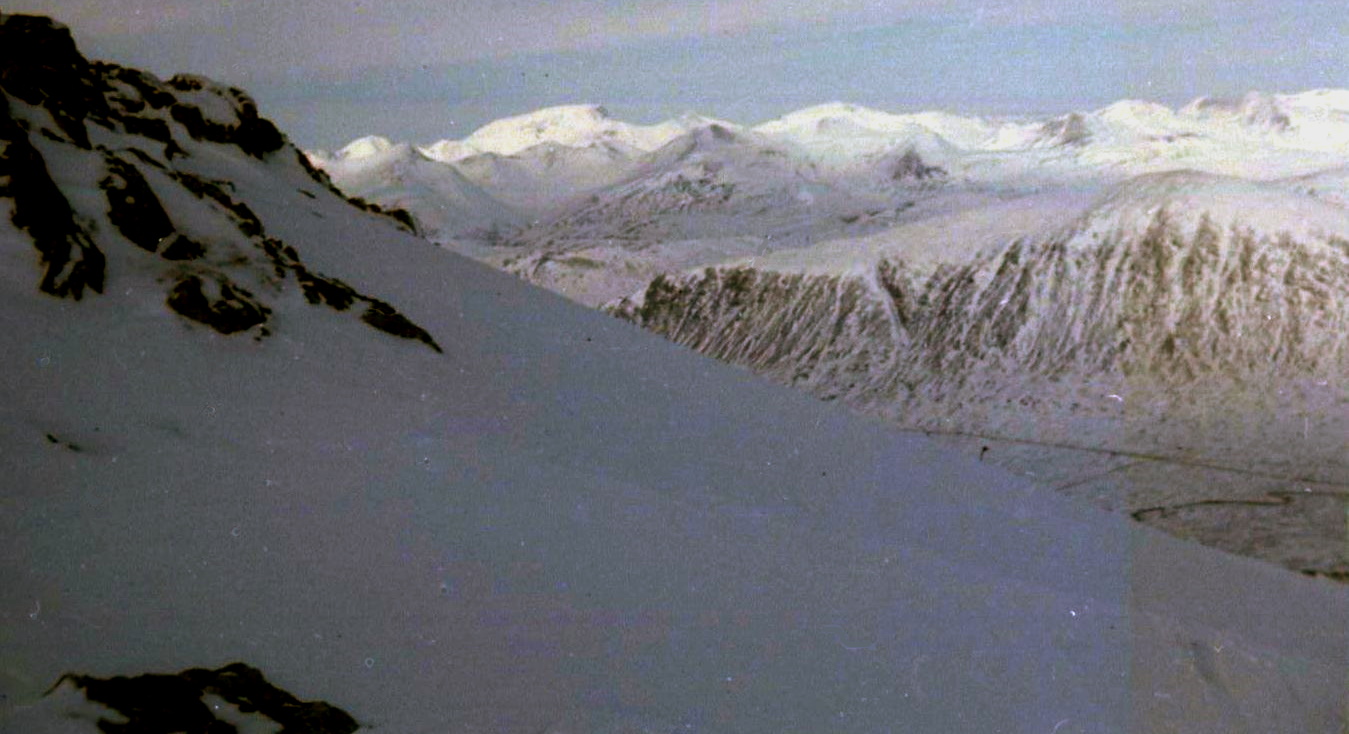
(312, 93, 1349, 584)
(309, 91, 1349, 301)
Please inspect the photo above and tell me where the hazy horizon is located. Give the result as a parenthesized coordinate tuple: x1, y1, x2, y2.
(7, 1, 1345, 148)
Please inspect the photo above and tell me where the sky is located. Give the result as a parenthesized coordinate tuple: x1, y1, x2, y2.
(7, 0, 1347, 149)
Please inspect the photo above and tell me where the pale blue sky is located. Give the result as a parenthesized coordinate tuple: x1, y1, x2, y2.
(9, 1, 1347, 148)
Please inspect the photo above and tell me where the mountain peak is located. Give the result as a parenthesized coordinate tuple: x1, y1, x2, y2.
(335, 134, 398, 159)
(461, 104, 619, 155)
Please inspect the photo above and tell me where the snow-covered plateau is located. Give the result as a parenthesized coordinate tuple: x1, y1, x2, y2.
(2, 12, 1348, 734)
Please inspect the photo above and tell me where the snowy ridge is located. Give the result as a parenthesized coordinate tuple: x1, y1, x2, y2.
(616, 171, 1349, 386)
(449, 140, 642, 215)
(427, 104, 733, 160)
(488, 121, 947, 305)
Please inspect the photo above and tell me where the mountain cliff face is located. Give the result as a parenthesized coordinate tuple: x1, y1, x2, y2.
(0, 13, 439, 352)
(619, 174, 1348, 392)
(613, 173, 1349, 575)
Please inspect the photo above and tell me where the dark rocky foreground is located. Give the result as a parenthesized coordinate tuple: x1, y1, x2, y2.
(48, 663, 358, 733)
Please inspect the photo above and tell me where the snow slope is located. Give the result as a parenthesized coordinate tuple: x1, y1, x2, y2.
(4, 13, 1348, 734)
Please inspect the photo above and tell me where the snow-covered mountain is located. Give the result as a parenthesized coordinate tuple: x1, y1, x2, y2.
(612, 170, 1349, 578)
(308, 136, 524, 240)
(6, 12, 1349, 734)
(449, 140, 642, 215)
(303, 86, 1349, 580)
(307, 108, 733, 239)
(307, 92, 1349, 321)
(434, 104, 729, 159)
(751, 102, 986, 165)
(492, 121, 949, 306)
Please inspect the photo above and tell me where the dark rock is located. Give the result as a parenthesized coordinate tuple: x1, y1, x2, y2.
(166, 275, 269, 334)
(889, 149, 946, 181)
(159, 234, 207, 261)
(97, 63, 176, 109)
(166, 76, 284, 159)
(0, 101, 104, 299)
(173, 172, 264, 238)
(118, 114, 173, 143)
(0, 14, 113, 148)
(49, 661, 359, 734)
(100, 156, 174, 252)
(297, 269, 358, 310)
(345, 195, 418, 234)
(362, 300, 443, 353)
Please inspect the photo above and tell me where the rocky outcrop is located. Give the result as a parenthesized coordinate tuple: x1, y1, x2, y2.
(889, 148, 946, 181)
(164, 74, 285, 158)
(0, 12, 440, 352)
(0, 14, 112, 149)
(48, 662, 359, 733)
(0, 101, 105, 299)
(166, 274, 271, 334)
(100, 156, 175, 251)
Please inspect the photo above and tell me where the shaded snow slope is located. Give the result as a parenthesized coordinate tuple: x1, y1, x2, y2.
(5, 13, 1349, 734)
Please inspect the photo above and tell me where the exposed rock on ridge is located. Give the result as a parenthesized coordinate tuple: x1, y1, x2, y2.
(0, 12, 439, 352)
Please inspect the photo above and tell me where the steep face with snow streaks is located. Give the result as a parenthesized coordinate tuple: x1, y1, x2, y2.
(613, 173, 1349, 526)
